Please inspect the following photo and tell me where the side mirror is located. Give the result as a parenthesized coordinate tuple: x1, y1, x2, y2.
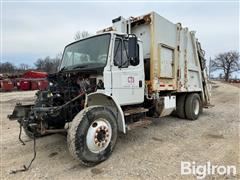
(128, 36, 139, 66)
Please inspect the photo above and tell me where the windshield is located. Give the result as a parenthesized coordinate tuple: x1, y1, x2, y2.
(60, 34, 111, 70)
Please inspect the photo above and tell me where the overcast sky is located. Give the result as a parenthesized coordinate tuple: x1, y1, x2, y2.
(1, 1, 239, 74)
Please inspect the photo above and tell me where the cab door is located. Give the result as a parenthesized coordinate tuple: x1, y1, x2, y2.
(111, 36, 144, 106)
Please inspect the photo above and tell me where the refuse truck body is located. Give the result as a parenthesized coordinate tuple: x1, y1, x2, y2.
(9, 12, 211, 166)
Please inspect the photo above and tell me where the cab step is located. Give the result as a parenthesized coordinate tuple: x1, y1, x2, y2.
(126, 117, 153, 131)
(124, 108, 148, 116)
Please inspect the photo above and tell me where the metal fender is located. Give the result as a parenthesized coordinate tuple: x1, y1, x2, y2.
(85, 92, 126, 133)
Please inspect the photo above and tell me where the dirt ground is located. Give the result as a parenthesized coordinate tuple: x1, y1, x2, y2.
(0, 81, 239, 180)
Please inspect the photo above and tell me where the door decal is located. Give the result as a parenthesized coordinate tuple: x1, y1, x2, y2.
(128, 76, 135, 84)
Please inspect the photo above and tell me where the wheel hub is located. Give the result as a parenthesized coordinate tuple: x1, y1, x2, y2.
(193, 99, 200, 115)
(94, 126, 109, 147)
(86, 118, 112, 153)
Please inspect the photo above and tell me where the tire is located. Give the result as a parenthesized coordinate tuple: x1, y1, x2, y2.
(176, 94, 186, 119)
(67, 106, 118, 166)
(185, 93, 202, 120)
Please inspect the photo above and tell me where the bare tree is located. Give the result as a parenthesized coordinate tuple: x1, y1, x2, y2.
(0, 62, 16, 74)
(52, 53, 62, 72)
(211, 51, 240, 81)
(208, 57, 215, 79)
(19, 63, 30, 71)
(74, 30, 91, 41)
(35, 57, 52, 73)
(34, 58, 45, 71)
(34, 54, 62, 73)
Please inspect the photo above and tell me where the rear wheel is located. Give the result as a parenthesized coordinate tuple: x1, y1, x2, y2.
(185, 93, 202, 120)
(176, 94, 186, 119)
(67, 106, 118, 166)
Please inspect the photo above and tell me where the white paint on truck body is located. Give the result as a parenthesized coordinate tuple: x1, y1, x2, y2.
(110, 37, 145, 106)
(160, 96, 176, 117)
(94, 11, 211, 124)
(131, 12, 204, 93)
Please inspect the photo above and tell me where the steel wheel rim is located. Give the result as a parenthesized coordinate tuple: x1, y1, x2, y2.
(193, 99, 200, 115)
(86, 118, 112, 153)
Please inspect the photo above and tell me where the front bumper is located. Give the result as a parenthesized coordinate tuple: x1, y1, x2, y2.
(8, 103, 33, 121)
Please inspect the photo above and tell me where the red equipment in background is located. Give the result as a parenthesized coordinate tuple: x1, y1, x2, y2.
(22, 70, 48, 90)
(19, 80, 30, 90)
(38, 80, 49, 90)
(1, 70, 48, 92)
(22, 70, 48, 79)
(0, 79, 14, 91)
(30, 80, 39, 90)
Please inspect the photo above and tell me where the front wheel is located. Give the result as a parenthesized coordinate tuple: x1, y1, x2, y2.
(67, 106, 118, 166)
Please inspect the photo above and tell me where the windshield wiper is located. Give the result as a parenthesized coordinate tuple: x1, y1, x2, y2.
(73, 65, 88, 69)
(59, 65, 88, 72)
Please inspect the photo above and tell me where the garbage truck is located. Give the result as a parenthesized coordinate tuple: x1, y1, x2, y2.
(9, 11, 211, 166)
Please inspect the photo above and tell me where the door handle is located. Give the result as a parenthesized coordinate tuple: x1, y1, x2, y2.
(139, 80, 142, 87)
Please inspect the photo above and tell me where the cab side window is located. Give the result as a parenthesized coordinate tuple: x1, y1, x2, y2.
(114, 38, 121, 66)
(114, 38, 129, 68)
(122, 40, 129, 67)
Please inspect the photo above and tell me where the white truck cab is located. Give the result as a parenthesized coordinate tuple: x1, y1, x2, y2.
(103, 33, 145, 105)
(9, 12, 211, 167)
